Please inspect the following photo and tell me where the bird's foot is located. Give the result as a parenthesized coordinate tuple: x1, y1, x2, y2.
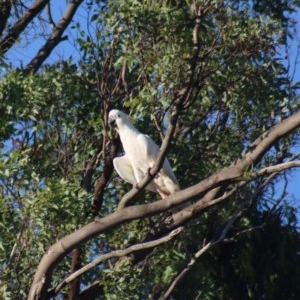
(147, 167, 152, 176)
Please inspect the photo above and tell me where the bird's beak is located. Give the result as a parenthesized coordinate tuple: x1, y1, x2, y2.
(108, 117, 116, 127)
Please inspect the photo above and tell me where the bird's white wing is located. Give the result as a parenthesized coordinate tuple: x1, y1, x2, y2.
(113, 155, 136, 185)
(137, 134, 159, 164)
(114, 153, 159, 193)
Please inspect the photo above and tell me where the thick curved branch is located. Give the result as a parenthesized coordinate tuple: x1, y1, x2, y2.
(25, 0, 84, 74)
(28, 111, 300, 300)
(0, 0, 49, 55)
(51, 227, 183, 297)
(163, 113, 300, 231)
(235, 114, 300, 168)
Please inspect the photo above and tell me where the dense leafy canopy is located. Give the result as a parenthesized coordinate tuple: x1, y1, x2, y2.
(0, 0, 300, 299)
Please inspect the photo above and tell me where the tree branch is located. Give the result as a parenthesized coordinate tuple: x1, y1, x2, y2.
(92, 137, 119, 215)
(51, 227, 183, 297)
(24, 0, 84, 74)
(27, 111, 300, 300)
(252, 160, 300, 178)
(0, 1, 12, 37)
(0, 0, 49, 55)
(68, 247, 82, 300)
(170, 111, 300, 222)
(160, 150, 300, 298)
(46, 2, 56, 29)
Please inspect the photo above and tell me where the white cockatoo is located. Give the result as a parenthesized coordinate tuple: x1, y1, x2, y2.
(108, 109, 180, 198)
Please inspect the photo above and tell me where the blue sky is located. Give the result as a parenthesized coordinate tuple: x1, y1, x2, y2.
(4, 2, 300, 206)
(281, 9, 300, 206)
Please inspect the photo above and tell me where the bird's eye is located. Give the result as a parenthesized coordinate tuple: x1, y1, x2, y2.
(117, 114, 120, 118)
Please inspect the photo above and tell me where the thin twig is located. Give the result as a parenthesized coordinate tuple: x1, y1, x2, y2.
(46, 2, 56, 29)
(153, 113, 165, 142)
